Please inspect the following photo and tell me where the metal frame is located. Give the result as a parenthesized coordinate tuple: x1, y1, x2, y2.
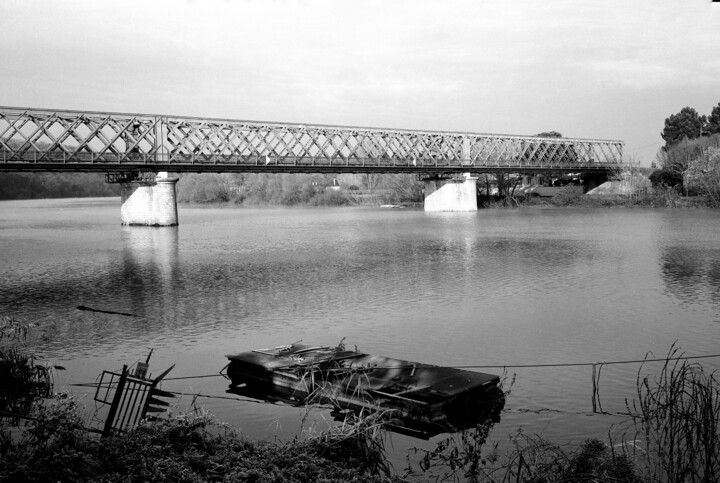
(0, 106, 624, 174)
(105, 171, 158, 184)
(94, 363, 175, 437)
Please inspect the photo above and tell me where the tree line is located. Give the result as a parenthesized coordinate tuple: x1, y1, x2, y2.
(651, 102, 720, 206)
(0, 173, 120, 200)
(0, 171, 424, 205)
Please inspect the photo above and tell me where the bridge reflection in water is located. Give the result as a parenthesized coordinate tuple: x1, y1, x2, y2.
(226, 382, 504, 440)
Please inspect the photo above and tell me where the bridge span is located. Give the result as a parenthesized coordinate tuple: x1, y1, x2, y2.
(1, 106, 624, 222)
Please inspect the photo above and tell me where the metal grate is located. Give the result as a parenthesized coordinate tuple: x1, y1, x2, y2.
(94, 362, 175, 437)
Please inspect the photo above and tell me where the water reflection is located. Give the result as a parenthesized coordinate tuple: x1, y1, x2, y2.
(226, 383, 503, 440)
(117, 226, 180, 315)
(660, 246, 720, 306)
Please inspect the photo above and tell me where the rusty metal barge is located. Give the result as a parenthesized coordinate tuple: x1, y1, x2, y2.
(224, 343, 504, 436)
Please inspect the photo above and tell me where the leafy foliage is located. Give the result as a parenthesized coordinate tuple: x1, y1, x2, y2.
(661, 106, 706, 149)
(653, 133, 720, 196)
(707, 102, 720, 136)
(685, 146, 720, 207)
(648, 168, 683, 189)
(535, 131, 563, 138)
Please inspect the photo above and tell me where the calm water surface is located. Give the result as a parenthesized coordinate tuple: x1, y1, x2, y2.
(1, 198, 719, 463)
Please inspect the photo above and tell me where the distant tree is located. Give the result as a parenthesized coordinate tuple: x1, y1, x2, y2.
(360, 173, 381, 191)
(706, 102, 720, 136)
(536, 131, 562, 138)
(661, 107, 706, 149)
(521, 131, 577, 166)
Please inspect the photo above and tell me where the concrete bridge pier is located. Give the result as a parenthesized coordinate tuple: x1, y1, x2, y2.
(423, 174, 478, 212)
(120, 172, 179, 226)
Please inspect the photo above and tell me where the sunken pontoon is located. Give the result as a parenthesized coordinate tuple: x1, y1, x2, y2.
(224, 342, 504, 436)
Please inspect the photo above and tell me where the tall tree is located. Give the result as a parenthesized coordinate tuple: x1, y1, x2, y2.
(706, 102, 720, 136)
(661, 107, 706, 149)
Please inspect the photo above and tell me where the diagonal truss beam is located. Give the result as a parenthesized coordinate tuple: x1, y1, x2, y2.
(0, 106, 624, 173)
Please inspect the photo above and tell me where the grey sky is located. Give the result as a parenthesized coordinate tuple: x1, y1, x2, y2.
(1, 0, 719, 166)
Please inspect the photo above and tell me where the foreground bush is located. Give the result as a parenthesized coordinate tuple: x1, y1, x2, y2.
(0, 400, 400, 483)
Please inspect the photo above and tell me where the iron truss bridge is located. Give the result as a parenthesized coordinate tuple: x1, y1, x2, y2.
(0, 106, 623, 176)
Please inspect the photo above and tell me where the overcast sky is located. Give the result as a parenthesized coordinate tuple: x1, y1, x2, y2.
(1, 0, 719, 166)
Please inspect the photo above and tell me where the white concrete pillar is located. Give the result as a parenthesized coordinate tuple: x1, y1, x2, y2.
(423, 174, 478, 212)
(120, 175, 179, 226)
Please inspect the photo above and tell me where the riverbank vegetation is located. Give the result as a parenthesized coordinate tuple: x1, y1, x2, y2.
(2, 316, 718, 483)
(1, 402, 401, 483)
(648, 102, 720, 207)
(176, 172, 424, 206)
(0, 317, 54, 427)
(0, 173, 119, 200)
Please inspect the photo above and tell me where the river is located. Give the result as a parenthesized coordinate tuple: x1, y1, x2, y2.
(1, 198, 719, 467)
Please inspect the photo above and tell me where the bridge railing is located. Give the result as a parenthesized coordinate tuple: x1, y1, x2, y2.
(0, 106, 624, 173)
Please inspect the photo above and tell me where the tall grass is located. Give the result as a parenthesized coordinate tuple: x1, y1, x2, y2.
(305, 408, 395, 478)
(0, 317, 54, 425)
(626, 344, 720, 482)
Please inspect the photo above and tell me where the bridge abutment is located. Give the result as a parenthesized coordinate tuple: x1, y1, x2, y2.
(120, 173, 179, 226)
(423, 174, 478, 212)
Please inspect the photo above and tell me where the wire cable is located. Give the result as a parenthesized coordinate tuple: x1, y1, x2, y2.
(65, 353, 720, 388)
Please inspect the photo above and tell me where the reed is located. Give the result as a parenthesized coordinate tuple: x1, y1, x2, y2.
(0, 316, 54, 425)
(306, 408, 395, 478)
(626, 343, 720, 482)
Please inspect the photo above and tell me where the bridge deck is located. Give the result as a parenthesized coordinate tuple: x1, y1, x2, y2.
(1, 107, 623, 175)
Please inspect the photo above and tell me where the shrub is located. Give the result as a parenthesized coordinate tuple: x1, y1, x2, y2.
(685, 146, 720, 207)
(0, 401, 401, 482)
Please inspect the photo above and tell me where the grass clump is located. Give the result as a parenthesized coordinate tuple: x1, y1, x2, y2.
(0, 397, 402, 483)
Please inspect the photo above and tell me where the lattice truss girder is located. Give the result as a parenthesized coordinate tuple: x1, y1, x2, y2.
(0, 107, 623, 167)
(0, 109, 163, 162)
